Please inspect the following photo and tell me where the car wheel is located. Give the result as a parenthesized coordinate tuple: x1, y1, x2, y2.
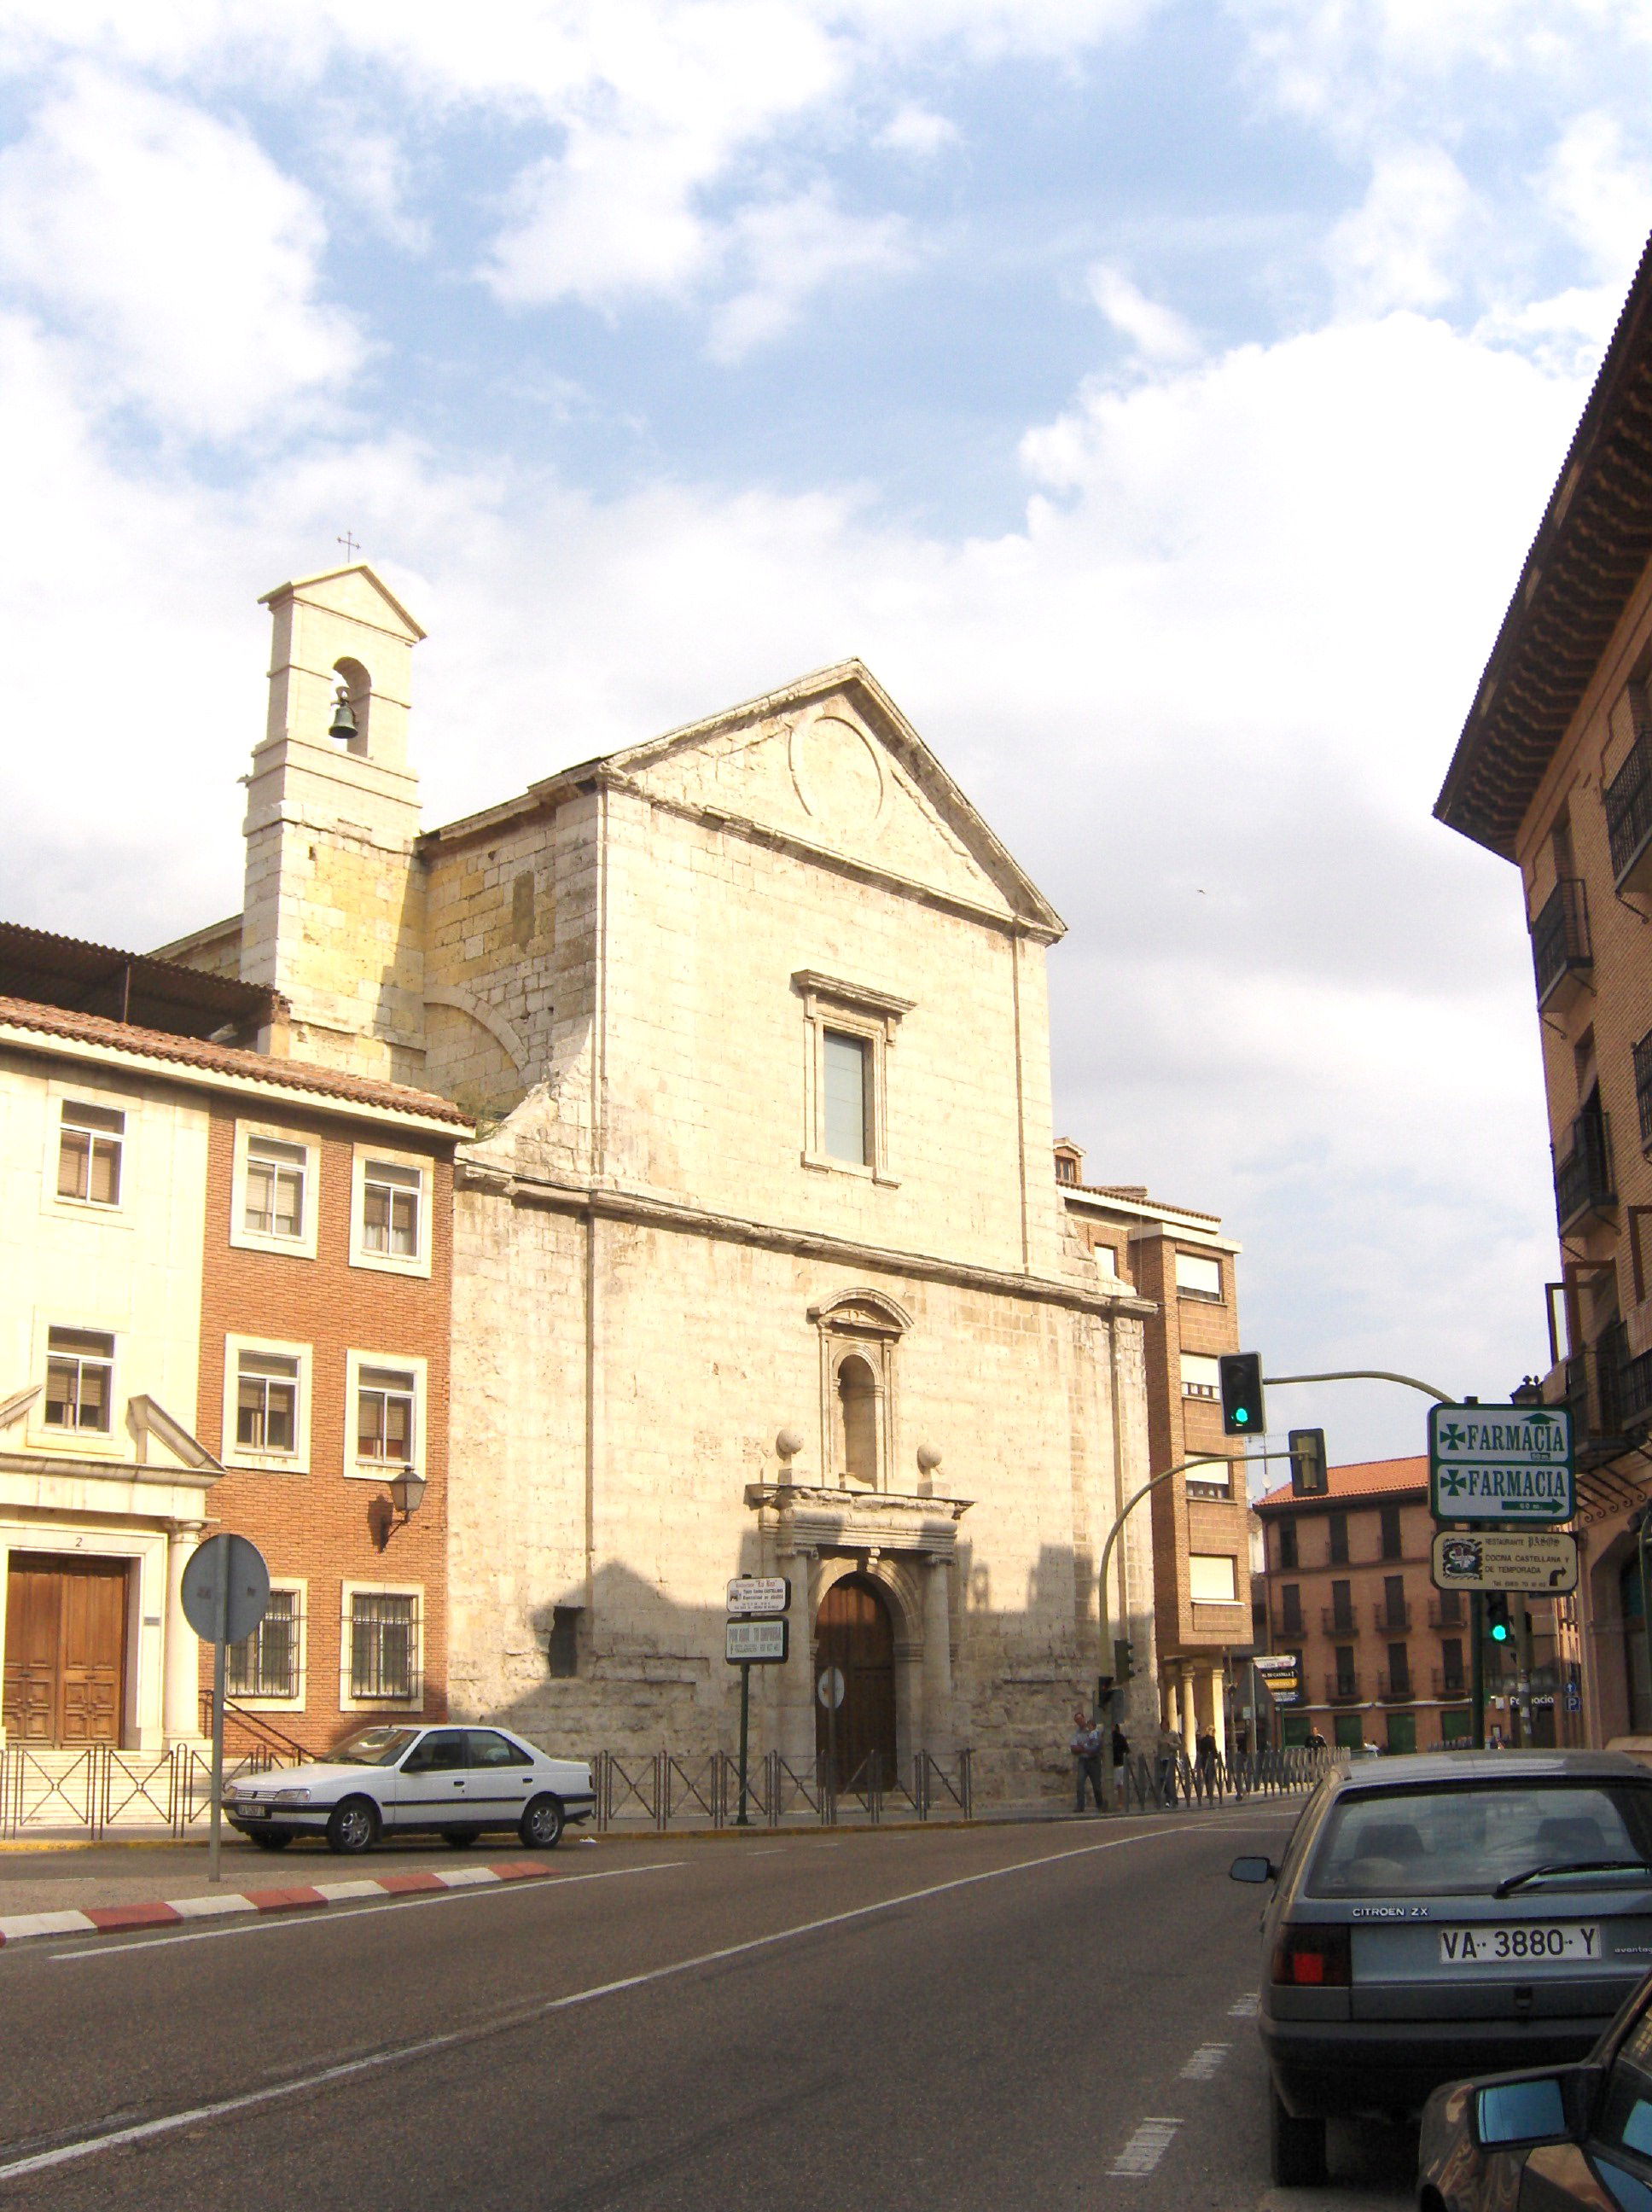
(325, 1796, 380, 1855)
(1269, 2085, 1327, 2187)
(248, 1831, 293, 1851)
(441, 1829, 479, 1848)
(520, 1794, 564, 1850)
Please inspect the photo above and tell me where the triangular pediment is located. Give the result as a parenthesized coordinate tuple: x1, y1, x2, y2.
(258, 562, 426, 643)
(590, 663, 1062, 936)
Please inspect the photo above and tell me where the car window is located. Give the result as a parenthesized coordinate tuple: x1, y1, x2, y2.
(402, 1730, 468, 1773)
(334, 1726, 421, 1767)
(467, 1731, 532, 1768)
(1307, 1784, 1652, 1897)
(1595, 2002, 1652, 2198)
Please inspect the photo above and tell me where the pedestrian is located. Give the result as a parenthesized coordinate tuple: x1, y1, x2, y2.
(1155, 1720, 1181, 1808)
(1111, 1720, 1129, 1772)
(1071, 1706, 1104, 1812)
(1306, 1726, 1327, 1752)
(1195, 1724, 1219, 1799)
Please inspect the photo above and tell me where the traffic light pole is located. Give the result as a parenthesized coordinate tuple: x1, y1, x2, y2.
(1264, 1369, 1455, 1406)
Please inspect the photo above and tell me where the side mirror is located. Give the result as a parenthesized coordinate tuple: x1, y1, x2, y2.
(1230, 1854, 1277, 1884)
(1473, 2068, 1595, 2150)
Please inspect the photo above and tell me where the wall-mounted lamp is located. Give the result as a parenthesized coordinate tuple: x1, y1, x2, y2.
(387, 1465, 427, 1524)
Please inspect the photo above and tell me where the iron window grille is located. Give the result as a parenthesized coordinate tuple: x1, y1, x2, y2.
(56, 1101, 123, 1206)
(1555, 1104, 1615, 1229)
(1635, 1032, 1652, 1152)
(44, 1327, 114, 1430)
(1607, 729, 1652, 885)
(228, 1589, 300, 1699)
(1531, 878, 1592, 1004)
(350, 1593, 418, 1700)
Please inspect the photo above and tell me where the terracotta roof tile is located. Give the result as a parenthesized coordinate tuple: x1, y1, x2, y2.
(0, 996, 473, 1129)
(1256, 1453, 1428, 1509)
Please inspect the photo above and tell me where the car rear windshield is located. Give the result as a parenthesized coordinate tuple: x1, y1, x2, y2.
(1308, 1783, 1652, 1898)
(333, 1726, 422, 1767)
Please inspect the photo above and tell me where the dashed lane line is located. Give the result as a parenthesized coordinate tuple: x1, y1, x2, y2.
(1179, 2043, 1231, 2080)
(0, 1821, 1197, 2185)
(1229, 1992, 1261, 2018)
(1109, 2118, 1184, 2176)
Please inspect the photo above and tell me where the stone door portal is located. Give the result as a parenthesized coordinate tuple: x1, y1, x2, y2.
(2, 1555, 128, 1746)
(815, 1574, 897, 1787)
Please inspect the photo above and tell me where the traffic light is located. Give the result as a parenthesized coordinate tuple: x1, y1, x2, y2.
(1114, 1636, 1135, 1684)
(1486, 1592, 1513, 1644)
(1288, 1428, 1328, 1497)
(1219, 1352, 1266, 1436)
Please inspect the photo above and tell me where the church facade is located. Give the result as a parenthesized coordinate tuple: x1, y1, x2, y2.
(161, 565, 1161, 1802)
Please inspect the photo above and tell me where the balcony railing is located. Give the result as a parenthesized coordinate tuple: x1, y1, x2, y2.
(1325, 1673, 1363, 1706)
(1376, 1671, 1413, 1703)
(1322, 1607, 1359, 1636)
(1607, 732, 1652, 890)
(1275, 1612, 1305, 1643)
(1373, 1599, 1412, 1633)
(1533, 877, 1592, 1006)
(1428, 1597, 1467, 1630)
(1433, 1668, 1469, 1698)
(1555, 1107, 1615, 1229)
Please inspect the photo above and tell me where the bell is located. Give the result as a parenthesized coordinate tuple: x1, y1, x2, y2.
(328, 684, 358, 742)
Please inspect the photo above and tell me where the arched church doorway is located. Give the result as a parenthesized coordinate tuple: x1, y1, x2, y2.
(815, 1574, 897, 1785)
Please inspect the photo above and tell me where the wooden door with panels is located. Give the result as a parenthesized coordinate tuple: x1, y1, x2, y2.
(2, 1555, 128, 1747)
(814, 1574, 897, 1787)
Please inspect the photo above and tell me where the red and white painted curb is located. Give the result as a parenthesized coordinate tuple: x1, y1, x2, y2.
(0, 1857, 557, 1947)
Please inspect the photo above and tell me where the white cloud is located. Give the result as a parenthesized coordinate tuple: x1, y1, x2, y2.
(1327, 143, 1476, 316)
(877, 102, 959, 156)
(708, 189, 913, 358)
(0, 68, 360, 439)
(1087, 263, 1199, 362)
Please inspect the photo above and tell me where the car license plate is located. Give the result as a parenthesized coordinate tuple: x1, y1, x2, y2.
(1438, 1924, 1600, 1965)
(238, 1804, 269, 1819)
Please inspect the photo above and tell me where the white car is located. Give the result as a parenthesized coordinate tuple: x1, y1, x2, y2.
(223, 1724, 595, 1854)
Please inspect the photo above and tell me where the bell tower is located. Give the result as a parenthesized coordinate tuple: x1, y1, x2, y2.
(241, 564, 428, 1082)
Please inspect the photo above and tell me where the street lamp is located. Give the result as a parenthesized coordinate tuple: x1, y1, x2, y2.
(387, 1465, 427, 1525)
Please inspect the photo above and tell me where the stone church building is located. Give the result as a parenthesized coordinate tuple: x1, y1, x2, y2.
(161, 564, 1160, 1800)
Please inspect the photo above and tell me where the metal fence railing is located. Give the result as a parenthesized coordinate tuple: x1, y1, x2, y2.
(590, 1748, 974, 1831)
(1118, 1743, 1332, 1813)
(0, 1740, 297, 1841)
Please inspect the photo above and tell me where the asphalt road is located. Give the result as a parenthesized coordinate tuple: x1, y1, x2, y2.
(0, 1804, 1412, 2211)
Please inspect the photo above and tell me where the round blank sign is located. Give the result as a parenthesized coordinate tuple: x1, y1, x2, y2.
(816, 1666, 846, 1710)
(181, 1534, 270, 1645)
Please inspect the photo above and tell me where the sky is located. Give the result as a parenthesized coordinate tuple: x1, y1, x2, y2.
(2, 2, 1649, 1470)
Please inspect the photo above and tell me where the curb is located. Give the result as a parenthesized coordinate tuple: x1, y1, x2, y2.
(0, 1856, 556, 1948)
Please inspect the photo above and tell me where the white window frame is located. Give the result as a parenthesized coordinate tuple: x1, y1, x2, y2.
(340, 1580, 424, 1713)
(794, 969, 912, 1187)
(30, 1317, 122, 1453)
(226, 1579, 307, 1711)
(221, 1334, 312, 1474)
(1189, 1552, 1241, 1606)
(39, 1076, 137, 1231)
(343, 1349, 428, 1482)
(1180, 1352, 1221, 1400)
(1174, 1249, 1224, 1301)
(230, 1121, 320, 1260)
(349, 1144, 433, 1278)
(1184, 1457, 1232, 1495)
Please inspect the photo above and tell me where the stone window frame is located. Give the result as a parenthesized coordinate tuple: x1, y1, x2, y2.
(38, 1074, 137, 1234)
(348, 1142, 433, 1279)
(27, 1311, 124, 1458)
(794, 970, 913, 1188)
(342, 1348, 428, 1484)
(221, 1331, 312, 1476)
(809, 1288, 912, 1493)
(230, 1120, 321, 1262)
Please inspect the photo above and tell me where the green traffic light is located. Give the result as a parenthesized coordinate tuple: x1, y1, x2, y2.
(1235, 1408, 1250, 1425)
(1490, 1623, 1510, 1642)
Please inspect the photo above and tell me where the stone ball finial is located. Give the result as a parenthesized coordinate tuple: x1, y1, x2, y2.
(916, 1443, 943, 1474)
(776, 1427, 805, 1464)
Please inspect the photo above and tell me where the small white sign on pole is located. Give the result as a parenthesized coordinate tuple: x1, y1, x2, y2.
(726, 1618, 788, 1664)
(726, 1576, 790, 1616)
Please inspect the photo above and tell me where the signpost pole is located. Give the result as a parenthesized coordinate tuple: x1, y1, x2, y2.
(210, 1563, 228, 1885)
(736, 1661, 752, 1827)
(1471, 1592, 1485, 1751)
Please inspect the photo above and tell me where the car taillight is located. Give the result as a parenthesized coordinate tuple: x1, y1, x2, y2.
(1271, 1926, 1352, 1988)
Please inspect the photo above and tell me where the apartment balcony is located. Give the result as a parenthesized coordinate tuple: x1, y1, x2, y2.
(1273, 1613, 1306, 1644)
(1433, 1668, 1469, 1699)
(1555, 1107, 1615, 1231)
(1325, 1673, 1363, 1706)
(1373, 1599, 1413, 1633)
(1322, 1607, 1360, 1637)
(1376, 1671, 1414, 1703)
(1428, 1597, 1468, 1631)
(1532, 877, 1593, 1010)
(1607, 733, 1652, 895)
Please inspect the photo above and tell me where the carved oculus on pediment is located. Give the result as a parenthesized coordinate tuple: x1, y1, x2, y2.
(789, 711, 886, 841)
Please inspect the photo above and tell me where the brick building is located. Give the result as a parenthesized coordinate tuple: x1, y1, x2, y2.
(1056, 1146, 1252, 1755)
(1434, 233, 1652, 1746)
(1253, 1455, 1579, 1752)
(0, 924, 468, 1757)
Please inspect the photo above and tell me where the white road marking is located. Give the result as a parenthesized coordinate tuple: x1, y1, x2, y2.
(44, 1861, 686, 1962)
(0, 1822, 1193, 2181)
(1109, 2118, 1183, 2176)
(1229, 1992, 1261, 2018)
(1179, 2043, 1230, 2080)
